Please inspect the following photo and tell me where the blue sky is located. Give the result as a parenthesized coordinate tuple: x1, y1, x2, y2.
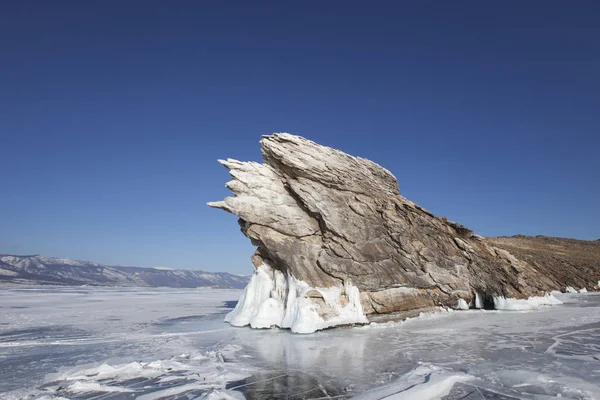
(1, 1, 598, 274)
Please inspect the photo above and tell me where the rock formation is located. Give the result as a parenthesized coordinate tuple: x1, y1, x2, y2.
(208, 133, 597, 333)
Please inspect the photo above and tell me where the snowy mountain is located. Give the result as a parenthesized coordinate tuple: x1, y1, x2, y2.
(0, 254, 249, 288)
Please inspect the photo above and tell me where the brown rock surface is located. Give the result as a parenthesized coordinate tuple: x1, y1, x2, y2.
(488, 235, 600, 292)
(208, 133, 599, 332)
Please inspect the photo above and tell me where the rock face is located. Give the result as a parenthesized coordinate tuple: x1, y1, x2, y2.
(208, 133, 594, 333)
(488, 236, 600, 292)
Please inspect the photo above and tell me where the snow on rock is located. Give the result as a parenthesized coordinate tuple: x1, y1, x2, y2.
(0, 268, 18, 276)
(493, 293, 563, 311)
(225, 263, 368, 334)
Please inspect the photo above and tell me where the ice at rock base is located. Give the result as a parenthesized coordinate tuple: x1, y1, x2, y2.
(225, 263, 368, 333)
(226, 265, 567, 332)
(493, 293, 563, 311)
(456, 298, 469, 310)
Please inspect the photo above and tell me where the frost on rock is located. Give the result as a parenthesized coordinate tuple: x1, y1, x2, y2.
(493, 293, 563, 311)
(225, 263, 367, 333)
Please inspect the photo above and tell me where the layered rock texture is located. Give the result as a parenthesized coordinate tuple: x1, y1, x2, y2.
(209, 133, 599, 332)
(488, 236, 600, 292)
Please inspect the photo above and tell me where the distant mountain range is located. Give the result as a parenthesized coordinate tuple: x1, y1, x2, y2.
(0, 254, 250, 288)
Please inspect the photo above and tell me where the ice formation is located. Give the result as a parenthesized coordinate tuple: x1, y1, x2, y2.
(225, 263, 368, 333)
(474, 292, 484, 309)
(493, 293, 563, 311)
(353, 364, 472, 400)
(456, 298, 469, 310)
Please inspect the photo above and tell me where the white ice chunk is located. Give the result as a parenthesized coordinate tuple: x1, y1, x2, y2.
(456, 298, 469, 310)
(203, 390, 245, 400)
(579, 288, 588, 293)
(224, 264, 286, 329)
(565, 286, 577, 293)
(475, 292, 483, 309)
(353, 364, 472, 400)
(493, 293, 562, 311)
(225, 263, 367, 333)
(68, 381, 134, 393)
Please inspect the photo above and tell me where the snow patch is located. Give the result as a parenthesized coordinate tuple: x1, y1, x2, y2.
(0, 268, 18, 276)
(225, 263, 367, 333)
(493, 293, 562, 311)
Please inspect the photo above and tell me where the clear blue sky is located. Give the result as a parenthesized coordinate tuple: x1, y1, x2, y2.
(1, 1, 598, 274)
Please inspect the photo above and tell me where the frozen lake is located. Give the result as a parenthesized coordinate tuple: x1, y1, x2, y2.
(1, 285, 599, 399)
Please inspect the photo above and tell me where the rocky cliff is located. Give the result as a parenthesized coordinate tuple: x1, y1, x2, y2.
(488, 235, 600, 292)
(209, 133, 598, 333)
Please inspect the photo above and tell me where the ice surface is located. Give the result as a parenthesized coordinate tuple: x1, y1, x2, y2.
(2, 286, 599, 399)
(225, 263, 367, 333)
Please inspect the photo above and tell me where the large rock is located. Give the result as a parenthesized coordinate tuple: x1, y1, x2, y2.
(208, 133, 572, 333)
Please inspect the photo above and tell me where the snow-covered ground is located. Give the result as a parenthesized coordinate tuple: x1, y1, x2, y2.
(1, 285, 599, 399)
